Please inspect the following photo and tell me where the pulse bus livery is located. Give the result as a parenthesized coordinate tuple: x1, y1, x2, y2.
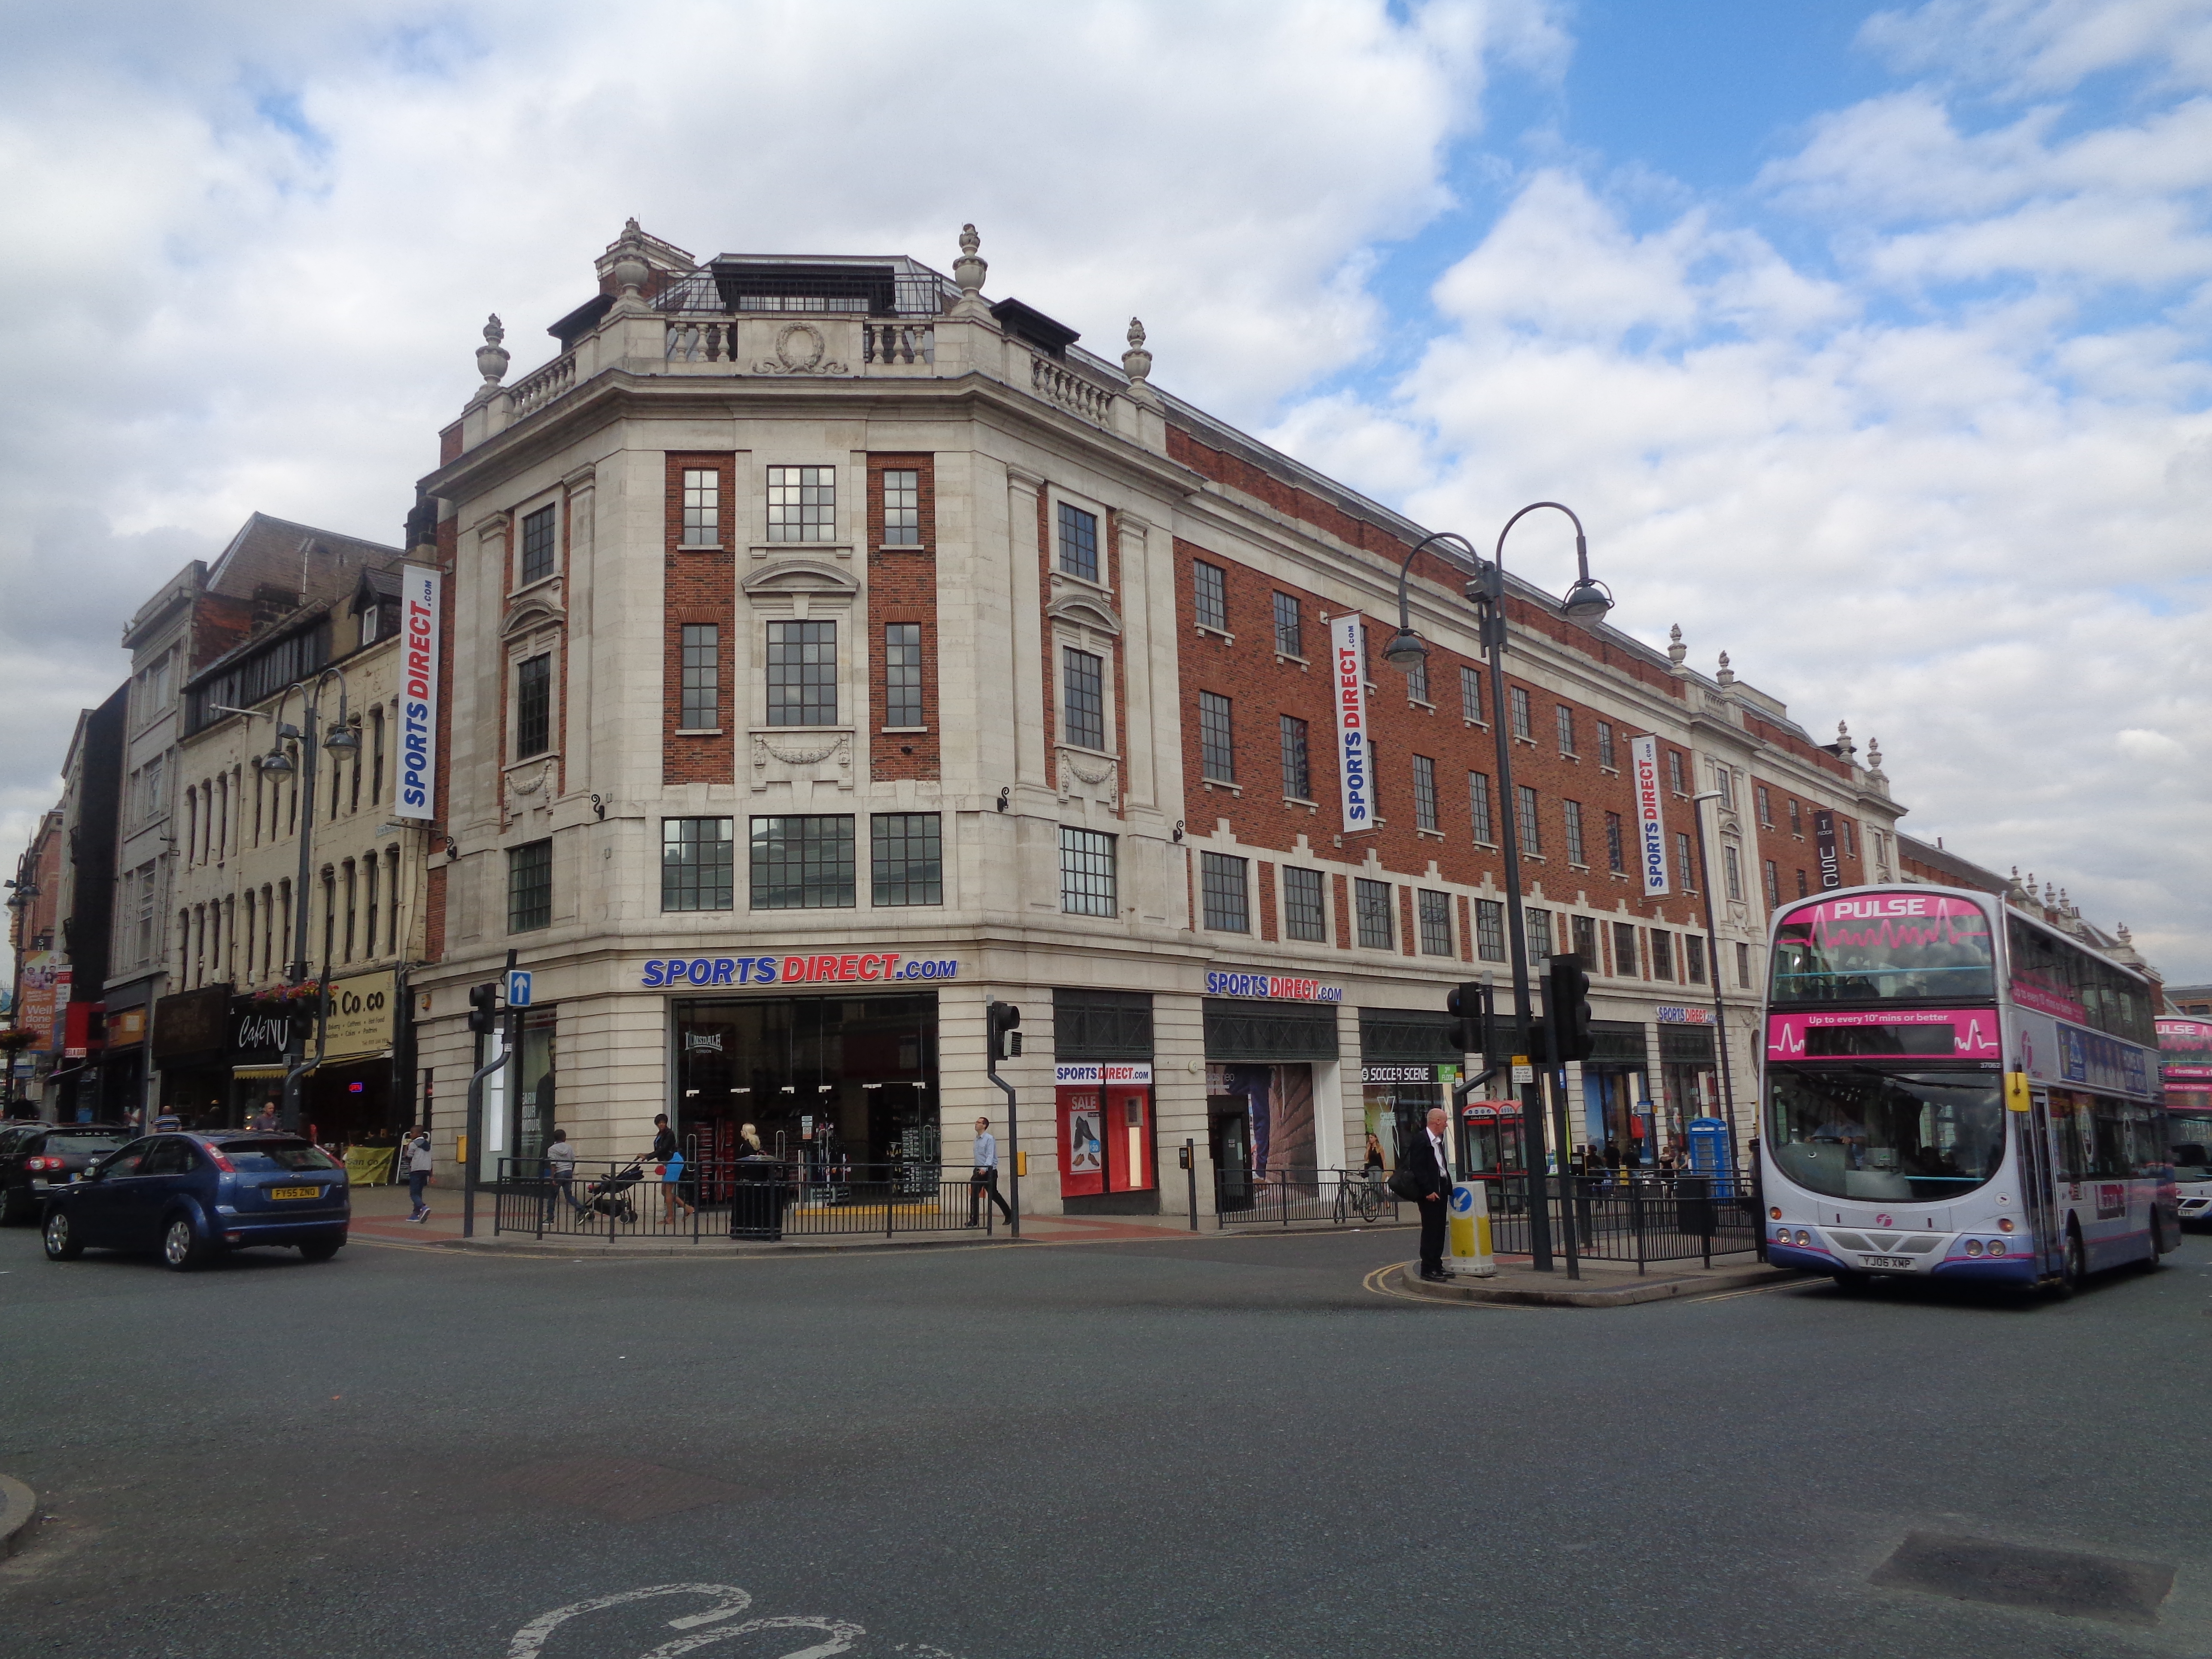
(2157, 1016, 2212, 1227)
(1759, 883, 2176, 1292)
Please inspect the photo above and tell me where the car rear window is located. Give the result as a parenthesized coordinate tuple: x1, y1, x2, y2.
(219, 1140, 341, 1173)
(46, 1133, 129, 1154)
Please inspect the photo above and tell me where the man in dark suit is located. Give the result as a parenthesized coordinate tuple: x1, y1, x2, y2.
(1409, 1106, 1455, 1281)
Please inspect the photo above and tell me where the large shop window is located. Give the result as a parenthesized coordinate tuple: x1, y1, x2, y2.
(673, 993, 938, 1170)
(1054, 990, 1156, 1213)
(1361, 1009, 1465, 1172)
(751, 815, 857, 910)
(1206, 1000, 1334, 1201)
(1581, 1019, 1653, 1167)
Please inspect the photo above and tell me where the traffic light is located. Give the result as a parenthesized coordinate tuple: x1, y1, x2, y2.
(988, 1000, 1022, 1063)
(1545, 953, 1594, 1062)
(1445, 981, 1489, 1054)
(468, 981, 501, 1037)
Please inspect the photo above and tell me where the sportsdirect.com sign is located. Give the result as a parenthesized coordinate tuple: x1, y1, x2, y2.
(395, 563, 441, 821)
(1630, 733, 1669, 897)
(1332, 614, 1372, 834)
(642, 953, 958, 988)
(1204, 971, 1344, 1003)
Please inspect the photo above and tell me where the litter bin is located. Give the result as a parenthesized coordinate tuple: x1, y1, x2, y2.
(1674, 1173, 1715, 1239)
(730, 1157, 790, 1240)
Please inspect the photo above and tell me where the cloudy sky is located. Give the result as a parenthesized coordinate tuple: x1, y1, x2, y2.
(2, 0, 2207, 977)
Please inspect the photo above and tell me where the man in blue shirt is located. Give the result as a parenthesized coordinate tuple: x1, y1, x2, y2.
(968, 1115, 1014, 1228)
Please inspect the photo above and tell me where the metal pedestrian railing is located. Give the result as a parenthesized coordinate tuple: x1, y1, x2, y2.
(1214, 1168, 1402, 1229)
(492, 1157, 996, 1242)
(1477, 1173, 1759, 1271)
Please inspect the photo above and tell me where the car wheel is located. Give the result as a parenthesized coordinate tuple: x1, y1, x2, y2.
(161, 1214, 212, 1272)
(298, 1237, 342, 1263)
(43, 1209, 82, 1261)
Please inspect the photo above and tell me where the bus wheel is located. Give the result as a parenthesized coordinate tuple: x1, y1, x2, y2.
(2141, 1212, 2169, 1267)
(2053, 1226, 2086, 1296)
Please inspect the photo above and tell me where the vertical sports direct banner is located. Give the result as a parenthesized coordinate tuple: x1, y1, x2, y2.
(1813, 808, 1841, 889)
(396, 564, 441, 820)
(1631, 735, 1670, 896)
(1332, 614, 1372, 833)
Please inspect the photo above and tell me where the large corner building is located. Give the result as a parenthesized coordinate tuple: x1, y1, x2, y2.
(410, 221, 1907, 1216)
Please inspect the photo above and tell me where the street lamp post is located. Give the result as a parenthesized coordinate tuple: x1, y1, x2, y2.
(245, 669, 355, 1136)
(1687, 789, 1741, 1173)
(1380, 504, 1612, 1274)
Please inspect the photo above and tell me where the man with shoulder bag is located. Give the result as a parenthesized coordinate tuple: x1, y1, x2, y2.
(1396, 1106, 1455, 1281)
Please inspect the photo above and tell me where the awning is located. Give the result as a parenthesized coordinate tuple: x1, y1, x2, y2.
(232, 1064, 312, 1080)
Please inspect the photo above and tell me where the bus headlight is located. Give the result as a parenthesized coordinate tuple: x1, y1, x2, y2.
(1988, 1240, 2006, 1256)
(1965, 1239, 1984, 1256)
(1793, 1230, 1810, 1247)
(1774, 1227, 1791, 1243)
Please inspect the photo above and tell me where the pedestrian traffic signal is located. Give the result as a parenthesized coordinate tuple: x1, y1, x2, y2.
(1445, 981, 1489, 1054)
(1545, 954, 1594, 1062)
(987, 1000, 1022, 1062)
(468, 981, 500, 1037)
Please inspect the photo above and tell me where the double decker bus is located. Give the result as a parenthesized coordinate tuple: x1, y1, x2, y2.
(2157, 1017, 2212, 1227)
(1758, 883, 2175, 1292)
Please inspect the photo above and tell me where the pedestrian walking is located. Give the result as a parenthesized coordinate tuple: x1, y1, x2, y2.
(652, 1114, 694, 1221)
(252, 1103, 280, 1133)
(544, 1128, 579, 1220)
(1407, 1106, 1454, 1282)
(967, 1115, 1014, 1227)
(403, 1125, 433, 1222)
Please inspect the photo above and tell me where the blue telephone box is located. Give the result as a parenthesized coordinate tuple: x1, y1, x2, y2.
(1686, 1117, 1734, 1198)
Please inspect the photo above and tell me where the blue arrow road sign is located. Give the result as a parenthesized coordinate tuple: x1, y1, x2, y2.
(507, 969, 532, 1008)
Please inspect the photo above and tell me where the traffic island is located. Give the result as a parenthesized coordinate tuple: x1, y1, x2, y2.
(1378, 1257, 1809, 1307)
(0, 1473, 39, 1556)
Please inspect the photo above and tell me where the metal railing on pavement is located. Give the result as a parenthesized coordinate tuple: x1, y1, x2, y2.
(1214, 1168, 1402, 1229)
(1476, 1173, 1758, 1271)
(492, 1158, 996, 1243)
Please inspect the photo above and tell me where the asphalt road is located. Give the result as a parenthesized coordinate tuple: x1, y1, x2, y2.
(0, 1221, 2206, 1659)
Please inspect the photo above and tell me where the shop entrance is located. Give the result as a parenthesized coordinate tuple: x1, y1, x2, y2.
(1208, 1100, 1253, 1212)
(672, 993, 939, 1174)
(1659, 1024, 1717, 1158)
(1054, 1065, 1156, 1214)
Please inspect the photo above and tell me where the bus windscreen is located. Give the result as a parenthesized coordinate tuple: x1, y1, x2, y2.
(1767, 1069, 2005, 1202)
(1771, 893, 1994, 1004)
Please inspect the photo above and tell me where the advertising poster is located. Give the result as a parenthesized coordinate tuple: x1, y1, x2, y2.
(1209, 1062, 1317, 1173)
(16, 952, 62, 1053)
(1630, 735, 1669, 896)
(1813, 808, 1841, 889)
(395, 563, 441, 820)
(1331, 614, 1372, 834)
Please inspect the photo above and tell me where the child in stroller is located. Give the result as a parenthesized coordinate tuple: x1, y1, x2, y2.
(580, 1161, 644, 1222)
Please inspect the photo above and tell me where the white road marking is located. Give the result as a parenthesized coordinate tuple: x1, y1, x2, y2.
(511, 1583, 924, 1658)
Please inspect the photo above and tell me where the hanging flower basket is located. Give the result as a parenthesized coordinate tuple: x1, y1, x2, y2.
(0, 1029, 37, 1054)
(248, 981, 325, 1011)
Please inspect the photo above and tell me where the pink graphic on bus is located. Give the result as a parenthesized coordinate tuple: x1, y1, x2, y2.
(1766, 1007, 2002, 1061)
(1781, 892, 1990, 950)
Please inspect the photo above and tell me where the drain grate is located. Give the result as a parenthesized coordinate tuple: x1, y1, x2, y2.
(1871, 1532, 2175, 1627)
(493, 1457, 744, 1523)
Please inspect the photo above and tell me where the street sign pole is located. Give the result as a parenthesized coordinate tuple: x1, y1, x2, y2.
(462, 948, 517, 1240)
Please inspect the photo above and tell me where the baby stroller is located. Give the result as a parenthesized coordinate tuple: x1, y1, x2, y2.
(581, 1161, 644, 1222)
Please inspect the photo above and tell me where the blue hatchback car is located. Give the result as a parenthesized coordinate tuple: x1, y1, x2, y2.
(41, 1132, 350, 1270)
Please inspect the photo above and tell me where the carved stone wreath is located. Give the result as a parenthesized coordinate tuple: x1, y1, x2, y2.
(754, 734, 851, 769)
(1063, 753, 1116, 786)
(506, 760, 558, 798)
(752, 323, 849, 377)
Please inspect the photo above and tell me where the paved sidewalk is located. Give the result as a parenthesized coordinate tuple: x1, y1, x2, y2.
(344, 1181, 1363, 1255)
(1372, 1251, 1808, 1307)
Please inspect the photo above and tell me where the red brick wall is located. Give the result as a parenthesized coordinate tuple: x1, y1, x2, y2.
(663, 453, 736, 785)
(867, 455, 940, 782)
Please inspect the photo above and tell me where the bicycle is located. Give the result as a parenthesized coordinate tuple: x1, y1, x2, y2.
(1337, 1169, 1388, 1224)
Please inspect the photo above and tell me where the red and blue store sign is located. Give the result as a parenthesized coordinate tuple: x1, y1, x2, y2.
(642, 952, 958, 988)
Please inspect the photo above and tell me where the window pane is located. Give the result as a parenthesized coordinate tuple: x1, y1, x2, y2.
(749, 816, 857, 909)
(1606, 811, 1625, 873)
(1525, 906, 1553, 963)
(1273, 593, 1302, 657)
(1510, 685, 1531, 739)
(1193, 561, 1228, 631)
(1418, 890, 1452, 957)
(1064, 648, 1106, 750)
(661, 817, 734, 911)
(1279, 715, 1310, 800)
(1724, 844, 1743, 900)
(1412, 755, 1437, 830)
(507, 840, 552, 931)
(1198, 690, 1234, 782)
(1475, 899, 1506, 962)
(1355, 878, 1393, 949)
(516, 654, 552, 757)
(1675, 830, 1695, 890)
(1686, 934, 1707, 984)
(520, 505, 556, 584)
(767, 465, 836, 541)
(1461, 665, 1483, 722)
(1563, 799, 1586, 865)
(885, 623, 924, 727)
(1572, 915, 1597, 963)
(1200, 852, 1249, 932)
(1670, 751, 1688, 793)
(1406, 654, 1428, 704)
(1616, 921, 1640, 977)
(765, 620, 837, 726)
(1468, 772, 1493, 843)
(871, 813, 942, 906)
(1516, 784, 1540, 854)
(679, 624, 719, 729)
(1283, 866, 1326, 942)
(1651, 930, 1674, 981)
(882, 469, 921, 546)
(681, 469, 720, 547)
(1058, 502, 1099, 581)
(1060, 827, 1117, 917)
(1597, 720, 1615, 769)
(1556, 705, 1575, 754)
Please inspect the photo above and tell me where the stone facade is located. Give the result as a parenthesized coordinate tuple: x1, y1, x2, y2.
(409, 222, 1910, 1211)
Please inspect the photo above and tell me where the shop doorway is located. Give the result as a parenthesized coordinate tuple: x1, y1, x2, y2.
(1208, 1099, 1253, 1212)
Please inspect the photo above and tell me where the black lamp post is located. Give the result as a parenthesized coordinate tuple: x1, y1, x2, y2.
(1379, 503, 1611, 1274)
(242, 668, 355, 1136)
